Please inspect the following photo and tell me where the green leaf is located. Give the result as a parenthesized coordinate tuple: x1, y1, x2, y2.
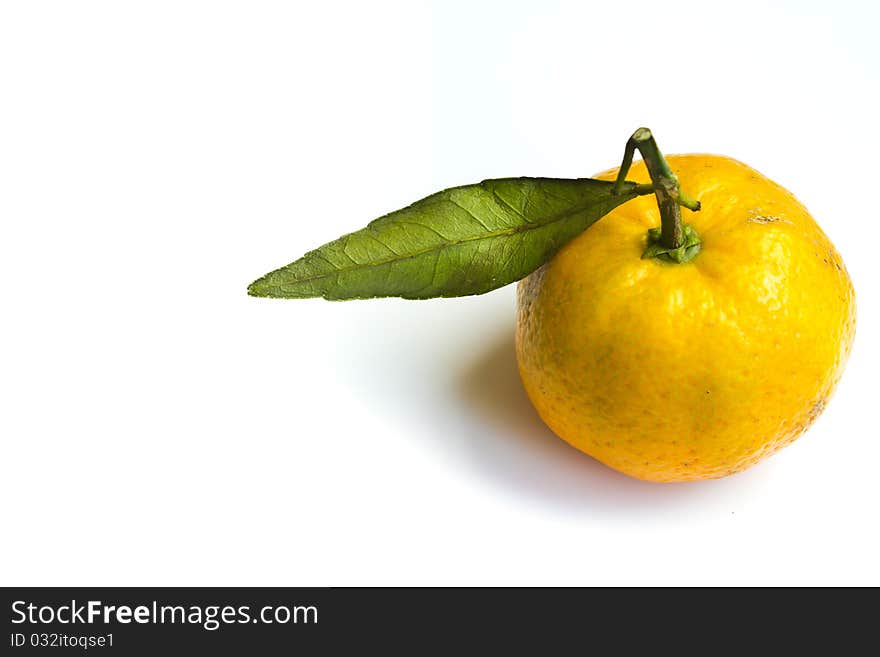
(248, 178, 643, 300)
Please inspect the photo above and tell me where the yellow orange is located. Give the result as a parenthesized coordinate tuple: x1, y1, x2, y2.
(515, 155, 856, 482)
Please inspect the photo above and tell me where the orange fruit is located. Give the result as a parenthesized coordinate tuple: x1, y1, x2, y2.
(515, 154, 856, 482)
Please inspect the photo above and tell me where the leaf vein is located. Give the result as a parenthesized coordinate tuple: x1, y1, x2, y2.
(285, 193, 632, 286)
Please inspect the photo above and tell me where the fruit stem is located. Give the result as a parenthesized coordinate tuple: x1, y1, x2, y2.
(612, 127, 700, 251)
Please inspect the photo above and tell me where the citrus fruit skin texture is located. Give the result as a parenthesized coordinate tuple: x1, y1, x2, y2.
(515, 155, 856, 482)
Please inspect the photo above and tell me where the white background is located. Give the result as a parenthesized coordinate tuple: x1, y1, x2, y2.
(2, 1, 878, 586)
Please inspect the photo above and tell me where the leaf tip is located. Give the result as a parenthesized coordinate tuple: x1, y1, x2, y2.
(247, 276, 272, 298)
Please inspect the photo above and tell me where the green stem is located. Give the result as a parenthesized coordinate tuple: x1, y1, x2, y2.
(613, 127, 701, 249)
(632, 183, 656, 196)
(612, 128, 703, 263)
